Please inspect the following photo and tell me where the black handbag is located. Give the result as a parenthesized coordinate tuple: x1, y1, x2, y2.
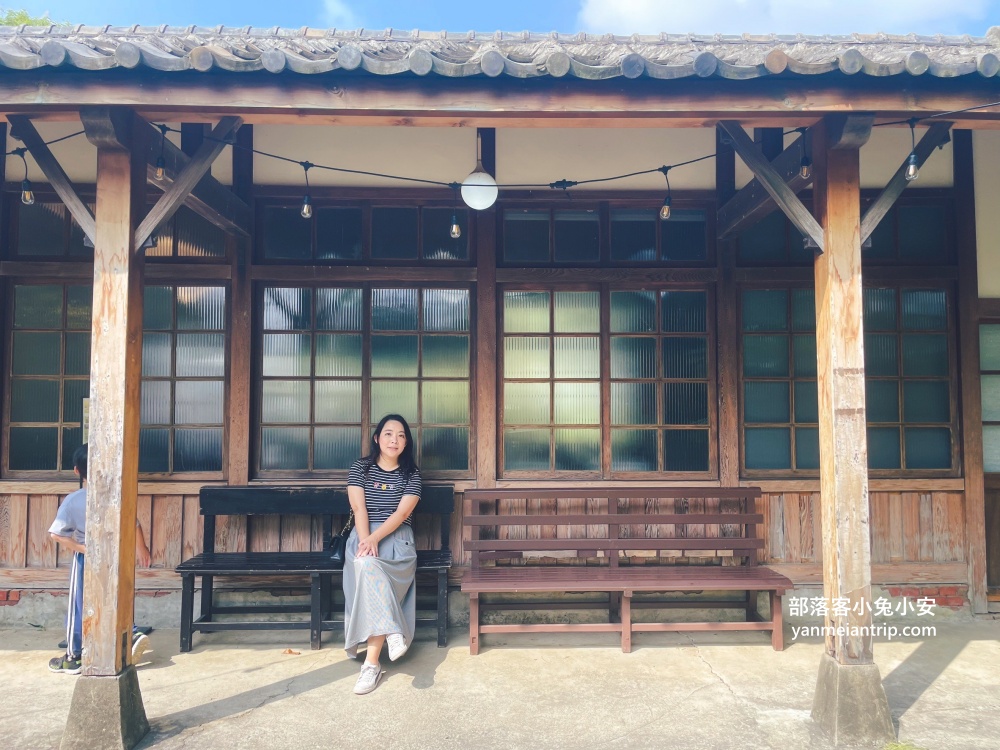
(329, 512, 354, 568)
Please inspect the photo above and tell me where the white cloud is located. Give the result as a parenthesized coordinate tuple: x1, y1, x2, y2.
(322, 0, 360, 28)
(577, 0, 992, 36)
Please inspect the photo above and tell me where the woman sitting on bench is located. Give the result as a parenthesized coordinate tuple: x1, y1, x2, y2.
(343, 413, 422, 695)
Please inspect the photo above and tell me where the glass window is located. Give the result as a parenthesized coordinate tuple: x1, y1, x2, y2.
(16, 202, 94, 259)
(981, 324, 1000, 472)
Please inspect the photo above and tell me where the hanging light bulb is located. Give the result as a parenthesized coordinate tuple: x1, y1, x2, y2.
(658, 166, 672, 221)
(20, 179, 34, 206)
(904, 119, 920, 182)
(299, 161, 313, 219)
(154, 155, 166, 182)
(461, 131, 498, 210)
(799, 155, 812, 180)
(449, 213, 462, 239)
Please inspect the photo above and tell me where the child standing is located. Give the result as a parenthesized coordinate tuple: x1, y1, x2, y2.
(47, 444, 152, 674)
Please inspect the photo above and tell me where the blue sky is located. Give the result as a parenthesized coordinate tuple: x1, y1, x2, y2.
(11, 0, 1000, 36)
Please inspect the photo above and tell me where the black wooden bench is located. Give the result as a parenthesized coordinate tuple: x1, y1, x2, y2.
(461, 487, 791, 653)
(176, 485, 454, 652)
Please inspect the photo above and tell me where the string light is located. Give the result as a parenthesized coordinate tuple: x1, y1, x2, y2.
(154, 124, 168, 181)
(797, 128, 812, 180)
(658, 166, 672, 221)
(460, 130, 498, 210)
(905, 119, 920, 182)
(449, 184, 462, 239)
(299, 161, 313, 219)
(15, 150, 33, 206)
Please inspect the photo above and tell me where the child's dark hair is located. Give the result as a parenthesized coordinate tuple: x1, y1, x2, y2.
(72, 444, 88, 485)
(360, 414, 418, 479)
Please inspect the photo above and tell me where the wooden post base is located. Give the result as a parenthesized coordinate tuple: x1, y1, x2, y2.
(811, 652, 895, 746)
(60, 665, 149, 750)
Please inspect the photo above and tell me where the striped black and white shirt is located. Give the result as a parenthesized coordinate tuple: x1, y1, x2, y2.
(347, 459, 422, 525)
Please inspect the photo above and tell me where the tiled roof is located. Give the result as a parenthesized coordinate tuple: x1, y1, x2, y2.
(2, 26, 1000, 79)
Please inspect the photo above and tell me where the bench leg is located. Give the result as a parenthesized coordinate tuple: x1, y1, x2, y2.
(310, 573, 323, 650)
(770, 591, 784, 651)
(321, 573, 332, 619)
(436, 569, 448, 647)
(609, 592, 621, 624)
(620, 592, 632, 654)
(469, 592, 480, 655)
(746, 590, 758, 621)
(180, 573, 194, 653)
(200, 574, 214, 622)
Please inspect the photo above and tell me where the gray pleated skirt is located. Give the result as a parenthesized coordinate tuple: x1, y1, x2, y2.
(343, 521, 417, 658)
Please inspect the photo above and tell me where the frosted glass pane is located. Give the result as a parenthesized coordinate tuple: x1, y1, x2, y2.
(17, 203, 65, 257)
(423, 381, 470, 424)
(143, 286, 173, 330)
(795, 427, 819, 469)
(371, 380, 417, 422)
(504, 383, 550, 424)
(175, 380, 224, 424)
(177, 286, 224, 330)
(176, 208, 225, 258)
(315, 334, 362, 377)
(868, 427, 901, 469)
(864, 334, 899, 376)
(867, 380, 900, 423)
(316, 208, 363, 261)
(65, 333, 91, 376)
(980, 325, 1000, 370)
(138, 428, 169, 473)
(610, 291, 656, 333)
(61, 427, 83, 470)
(503, 429, 549, 471)
(504, 337, 550, 378)
(423, 289, 470, 331)
(983, 425, 1000, 472)
(610, 209, 656, 262)
(260, 427, 309, 470)
(611, 337, 656, 379)
(902, 289, 947, 330)
(315, 380, 362, 422)
(903, 381, 950, 423)
(555, 429, 599, 471)
(261, 207, 311, 260)
(744, 382, 790, 423)
(742, 290, 787, 332)
(554, 210, 600, 263)
(423, 208, 468, 261)
(663, 337, 707, 379)
(372, 288, 418, 330)
(66, 286, 92, 330)
(791, 289, 815, 332)
(554, 337, 599, 378)
(372, 207, 418, 259)
(611, 382, 657, 425)
(745, 427, 791, 469)
(863, 288, 897, 331)
(504, 291, 549, 333)
(554, 292, 599, 333)
(902, 334, 948, 376)
(982, 375, 1000, 421)
(423, 336, 469, 377)
(899, 204, 947, 260)
(12, 332, 61, 375)
(661, 210, 707, 261)
(738, 210, 785, 262)
(553, 382, 599, 424)
(62, 380, 89, 423)
(904, 427, 951, 469)
(141, 333, 171, 377)
(371, 335, 418, 377)
(794, 381, 818, 423)
(793, 335, 816, 377)
(315, 427, 362, 470)
(316, 288, 363, 331)
(663, 429, 709, 471)
(262, 334, 311, 377)
(9, 427, 57, 470)
(662, 291, 706, 333)
(16, 285, 64, 329)
(743, 335, 788, 377)
(611, 429, 657, 472)
(174, 429, 223, 471)
(421, 427, 469, 471)
(176, 334, 225, 377)
(263, 287, 311, 330)
(504, 210, 550, 263)
(262, 380, 310, 423)
(664, 382, 708, 425)
(10, 379, 59, 422)
(141, 381, 170, 425)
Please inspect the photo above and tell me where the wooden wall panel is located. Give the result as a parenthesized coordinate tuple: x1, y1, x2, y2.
(151, 495, 184, 569)
(870, 492, 891, 564)
(902, 492, 920, 562)
(136, 495, 152, 569)
(0, 495, 28, 567)
(26, 495, 58, 567)
(249, 515, 280, 552)
(216, 514, 248, 553)
(181, 495, 203, 561)
(279, 514, 312, 552)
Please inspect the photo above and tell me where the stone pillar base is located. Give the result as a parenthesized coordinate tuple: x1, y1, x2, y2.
(812, 652, 895, 746)
(60, 666, 149, 750)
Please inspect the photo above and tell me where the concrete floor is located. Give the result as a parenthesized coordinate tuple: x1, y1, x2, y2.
(1, 619, 999, 750)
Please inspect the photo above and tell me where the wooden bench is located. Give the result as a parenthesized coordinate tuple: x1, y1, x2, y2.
(461, 487, 791, 653)
(176, 484, 454, 652)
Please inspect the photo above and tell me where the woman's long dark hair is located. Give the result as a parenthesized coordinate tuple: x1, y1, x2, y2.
(360, 414, 418, 479)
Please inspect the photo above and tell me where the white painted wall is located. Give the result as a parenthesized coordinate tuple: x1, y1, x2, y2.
(975, 131, 1000, 298)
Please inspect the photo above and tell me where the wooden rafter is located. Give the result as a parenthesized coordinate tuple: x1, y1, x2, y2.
(719, 121, 825, 251)
(860, 121, 953, 243)
(7, 114, 96, 244)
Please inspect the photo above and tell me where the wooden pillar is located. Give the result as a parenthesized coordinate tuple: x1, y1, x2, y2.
(474, 127, 497, 489)
(64, 107, 149, 750)
(715, 126, 739, 489)
(810, 115, 894, 744)
(954, 130, 989, 613)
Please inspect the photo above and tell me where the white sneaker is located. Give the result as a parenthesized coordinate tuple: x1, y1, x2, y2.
(353, 663, 383, 695)
(131, 633, 150, 664)
(386, 633, 409, 662)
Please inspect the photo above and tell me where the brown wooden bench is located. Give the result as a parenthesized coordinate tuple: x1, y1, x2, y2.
(461, 487, 791, 653)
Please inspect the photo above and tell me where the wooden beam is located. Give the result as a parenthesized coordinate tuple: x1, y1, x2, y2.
(717, 132, 808, 239)
(716, 127, 739, 488)
(860, 121, 952, 243)
(136, 116, 242, 247)
(954, 130, 989, 613)
(180, 122, 207, 157)
(475, 127, 497, 491)
(719, 121, 824, 250)
(7, 115, 95, 243)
